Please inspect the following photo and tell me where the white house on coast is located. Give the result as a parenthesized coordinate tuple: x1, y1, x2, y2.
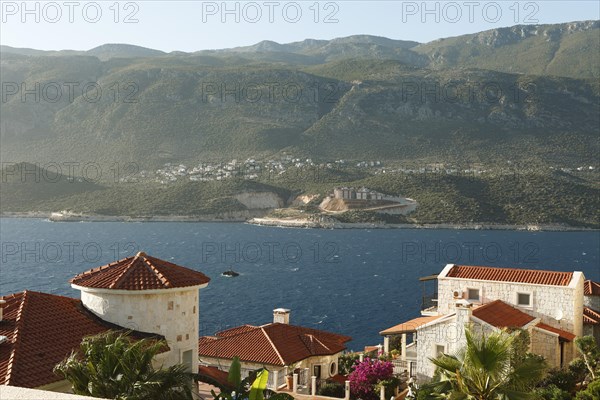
(0, 252, 210, 392)
(380, 264, 600, 382)
(198, 308, 351, 391)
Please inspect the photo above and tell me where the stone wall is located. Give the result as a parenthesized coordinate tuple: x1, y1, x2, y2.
(531, 328, 560, 368)
(437, 273, 584, 337)
(584, 295, 600, 310)
(413, 315, 488, 382)
(583, 324, 600, 345)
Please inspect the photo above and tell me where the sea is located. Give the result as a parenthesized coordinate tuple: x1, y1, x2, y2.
(0, 218, 598, 350)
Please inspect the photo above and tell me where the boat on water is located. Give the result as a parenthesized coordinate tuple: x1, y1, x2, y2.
(222, 269, 240, 277)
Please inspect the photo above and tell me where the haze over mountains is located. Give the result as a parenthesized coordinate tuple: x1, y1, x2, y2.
(1, 20, 599, 169)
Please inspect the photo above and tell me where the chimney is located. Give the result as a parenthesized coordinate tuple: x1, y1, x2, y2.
(0, 299, 6, 322)
(273, 308, 290, 324)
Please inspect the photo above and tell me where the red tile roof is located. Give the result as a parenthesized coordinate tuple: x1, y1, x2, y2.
(199, 323, 351, 366)
(364, 346, 380, 353)
(70, 252, 210, 290)
(198, 365, 232, 390)
(472, 300, 536, 328)
(536, 322, 576, 342)
(446, 265, 574, 286)
(584, 307, 600, 325)
(584, 280, 600, 296)
(216, 325, 259, 338)
(0, 291, 165, 388)
(379, 315, 443, 335)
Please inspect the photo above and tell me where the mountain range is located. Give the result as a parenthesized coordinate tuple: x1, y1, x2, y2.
(1, 20, 599, 170)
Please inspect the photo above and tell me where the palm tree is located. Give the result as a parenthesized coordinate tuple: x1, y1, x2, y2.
(195, 356, 294, 400)
(422, 326, 547, 400)
(54, 330, 193, 400)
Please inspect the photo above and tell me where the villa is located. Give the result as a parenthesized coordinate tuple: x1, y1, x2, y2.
(0, 252, 210, 392)
(380, 264, 600, 382)
(198, 308, 352, 390)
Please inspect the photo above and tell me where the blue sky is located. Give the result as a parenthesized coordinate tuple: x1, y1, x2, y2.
(1, 1, 599, 51)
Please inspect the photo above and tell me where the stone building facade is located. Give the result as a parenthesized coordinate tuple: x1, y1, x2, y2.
(381, 264, 596, 382)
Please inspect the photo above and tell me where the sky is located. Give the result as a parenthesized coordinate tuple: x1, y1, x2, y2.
(1, 1, 599, 52)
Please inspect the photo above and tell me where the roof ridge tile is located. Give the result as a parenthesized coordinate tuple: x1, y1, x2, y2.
(261, 326, 286, 366)
(108, 256, 140, 289)
(144, 257, 171, 288)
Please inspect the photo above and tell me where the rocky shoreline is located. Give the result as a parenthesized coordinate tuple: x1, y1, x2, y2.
(1, 212, 596, 231)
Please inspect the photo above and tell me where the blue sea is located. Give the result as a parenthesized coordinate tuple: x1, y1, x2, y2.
(0, 218, 598, 350)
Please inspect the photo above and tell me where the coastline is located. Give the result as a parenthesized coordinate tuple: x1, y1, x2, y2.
(1, 212, 597, 231)
(247, 217, 599, 231)
(0, 211, 258, 223)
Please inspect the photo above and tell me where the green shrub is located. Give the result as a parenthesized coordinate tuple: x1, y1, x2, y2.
(339, 353, 360, 375)
(569, 358, 590, 385)
(575, 379, 600, 400)
(317, 382, 345, 398)
(533, 384, 572, 400)
(538, 368, 577, 393)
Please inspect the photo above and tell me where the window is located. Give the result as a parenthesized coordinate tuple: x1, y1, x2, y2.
(467, 288, 480, 301)
(313, 365, 322, 379)
(182, 350, 193, 373)
(517, 293, 532, 307)
(435, 345, 445, 357)
(330, 362, 337, 376)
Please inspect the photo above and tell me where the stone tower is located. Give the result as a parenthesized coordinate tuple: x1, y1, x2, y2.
(70, 251, 210, 372)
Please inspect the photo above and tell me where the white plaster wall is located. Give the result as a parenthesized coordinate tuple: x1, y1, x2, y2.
(80, 288, 200, 370)
(36, 380, 75, 393)
(199, 357, 285, 379)
(2, 385, 107, 400)
(414, 316, 479, 382)
(437, 276, 584, 336)
(305, 354, 341, 378)
(199, 353, 341, 379)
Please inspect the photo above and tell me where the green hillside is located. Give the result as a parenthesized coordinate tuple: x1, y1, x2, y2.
(1, 21, 598, 226)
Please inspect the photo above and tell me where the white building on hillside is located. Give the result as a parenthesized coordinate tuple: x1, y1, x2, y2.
(380, 264, 599, 382)
(198, 309, 351, 391)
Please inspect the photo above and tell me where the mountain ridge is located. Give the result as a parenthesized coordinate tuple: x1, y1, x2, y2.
(1, 20, 598, 169)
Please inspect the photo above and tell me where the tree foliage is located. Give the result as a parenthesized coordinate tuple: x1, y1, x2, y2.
(422, 326, 547, 400)
(54, 331, 193, 400)
(195, 356, 293, 400)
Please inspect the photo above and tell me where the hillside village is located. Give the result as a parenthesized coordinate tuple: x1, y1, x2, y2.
(121, 156, 596, 185)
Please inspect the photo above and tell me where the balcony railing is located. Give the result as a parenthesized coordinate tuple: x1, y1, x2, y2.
(391, 359, 417, 378)
(421, 294, 438, 310)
